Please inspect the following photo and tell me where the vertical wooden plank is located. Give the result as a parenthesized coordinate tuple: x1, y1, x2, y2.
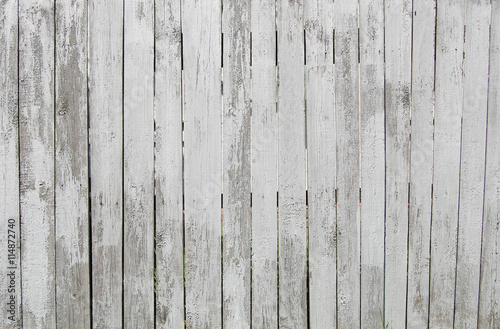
(479, 0, 500, 327)
(384, 0, 412, 328)
(406, 0, 435, 328)
(0, 0, 21, 327)
(55, 0, 90, 327)
(334, 1, 360, 327)
(88, 0, 123, 327)
(154, 0, 184, 327)
(222, 0, 251, 327)
(182, 0, 222, 327)
(251, 0, 277, 327)
(429, 0, 464, 327)
(359, 0, 385, 327)
(454, 1, 491, 328)
(276, 0, 307, 327)
(305, 0, 336, 327)
(123, 0, 155, 326)
(19, 0, 56, 327)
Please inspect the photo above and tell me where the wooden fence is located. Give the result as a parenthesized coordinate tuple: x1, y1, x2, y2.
(1, 0, 499, 328)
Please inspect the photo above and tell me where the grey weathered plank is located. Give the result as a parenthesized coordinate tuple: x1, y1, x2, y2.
(305, 0, 336, 327)
(384, 0, 412, 328)
(454, 1, 490, 328)
(154, 0, 184, 327)
(0, 0, 21, 327)
(428, 0, 464, 327)
(123, 0, 155, 326)
(334, 1, 360, 327)
(250, 0, 278, 327)
(55, 0, 90, 327)
(19, 0, 56, 327)
(222, 0, 251, 327)
(182, 0, 222, 327)
(359, 0, 385, 327)
(88, 0, 123, 327)
(276, 0, 307, 327)
(406, 0, 435, 327)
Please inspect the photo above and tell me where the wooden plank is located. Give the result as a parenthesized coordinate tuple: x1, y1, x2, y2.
(428, 0, 464, 327)
(305, 0, 336, 327)
(19, 0, 56, 327)
(222, 0, 251, 327)
(276, 0, 307, 327)
(55, 0, 90, 327)
(406, 0, 435, 327)
(454, 1, 490, 328)
(250, 0, 278, 327)
(478, 0, 500, 327)
(182, 0, 222, 327)
(154, 0, 184, 327)
(123, 0, 155, 326)
(359, 0, 385, 327)
(334, 1, 360, 327)
(88, 0, 123, 327)
(0, 0, 21, 327)
(384, 0, 412, 328)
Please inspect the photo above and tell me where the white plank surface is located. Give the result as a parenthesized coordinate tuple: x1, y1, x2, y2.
(250, 0, 278, 327)
(19, 0, 56, 327)
(305, 0, 336, 327)
(154, 0, 184, 327)
(182, 0, 222, 327)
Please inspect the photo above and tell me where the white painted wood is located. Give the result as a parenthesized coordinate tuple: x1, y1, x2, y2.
(334, 1, 360, 327)
(276, 0, 307, 327)
(479, 1, 500, 327)
(19, 1, 56, 327)
(182, 0, 222, 327)
(406, 1, 435, 328)
(88, 0, 123, 327)
(55, 0, 90, 327)
(154, 0, 184, 327)
(454, 1, 490, 328)
(384, 0, 412, 328)
(123, 0, 155, 326)
(222, 0, 251, 327)
(250, 0, 278, 327)
(359, 0, 385, 327)
(429, 0, 464, 327)
(305, 0, 336, 327)
(0, 0, 20, 327)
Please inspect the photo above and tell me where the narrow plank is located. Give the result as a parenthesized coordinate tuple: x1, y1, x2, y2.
(182, 0, 222, 326)
(406, 0, 435, 327)
(428, 0, 465, 327)
(305, 0, 336, 327)
(334, 1, 360, 327)
(276, 0, 307, 327)
(55, 0, 90, 326)
(154, 0, 184, 327)
(384, 0, 412, 328)
(0, 0, 21, 327)
(454, 0, 491, 327)
(123, 0, 155, 326)
(19, 0, 56, 327)
(359, 0, 385, 326)
(478, 0, 500, 327)
(222, 0, 251, 327)
(250, 0, 278, 327)
(88, 0, 123, 327)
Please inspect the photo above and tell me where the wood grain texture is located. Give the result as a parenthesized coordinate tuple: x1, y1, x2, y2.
(19, 0, 56, 327)
(250, 0, 278, 327)
(154, 0, 184, 327)
(305, 0, 336, 327)
(182, 0, 222, 327)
